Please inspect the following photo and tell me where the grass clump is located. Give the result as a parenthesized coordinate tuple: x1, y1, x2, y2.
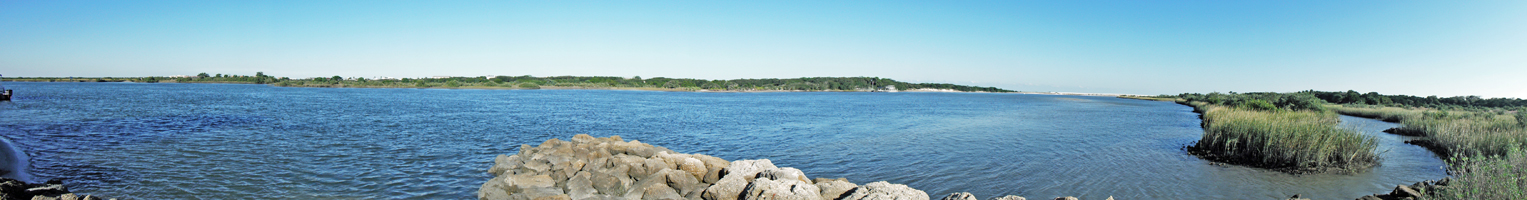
(1188, 105, 1379, 172)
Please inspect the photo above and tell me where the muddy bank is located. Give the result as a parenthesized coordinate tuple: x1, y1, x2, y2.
(479, 135, 1106, 200)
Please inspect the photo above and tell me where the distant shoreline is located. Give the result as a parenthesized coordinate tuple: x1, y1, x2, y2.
(2, 76, 1132, 97)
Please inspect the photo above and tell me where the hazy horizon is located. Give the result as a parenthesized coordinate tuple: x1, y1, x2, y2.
(4, 1, 1524, 98)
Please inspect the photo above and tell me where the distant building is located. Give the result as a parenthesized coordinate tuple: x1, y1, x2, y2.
(431, 76, 452, 79)
(169, 75, 193, 78)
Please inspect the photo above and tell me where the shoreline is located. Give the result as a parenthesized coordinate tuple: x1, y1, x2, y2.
(1, 81, 1135, 97)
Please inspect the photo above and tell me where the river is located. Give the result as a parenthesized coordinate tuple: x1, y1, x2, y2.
(0, 82, 1448, 199)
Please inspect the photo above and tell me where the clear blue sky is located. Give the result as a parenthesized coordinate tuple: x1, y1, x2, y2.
(3, 1, 1524, 98)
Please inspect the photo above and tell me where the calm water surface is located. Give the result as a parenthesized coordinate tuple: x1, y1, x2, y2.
(0, 82, 1448, 199)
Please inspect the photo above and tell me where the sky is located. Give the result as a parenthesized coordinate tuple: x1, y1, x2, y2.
(2, 1, 1524, 98)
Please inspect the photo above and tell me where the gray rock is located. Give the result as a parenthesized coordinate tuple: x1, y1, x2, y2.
(725, 160, 779, 180)
(566, 172, 599, 200)
(492, 155, 526, 176)
(940, 193, 975, 200)
(1050, 197, 1076, 200)
(1389, 185, 1422, 198)
(987, 195, 1025, 200)
(741, 178, 822, 200)
(703, 174, 751, 200)
(679, 157, 708, 180)
(511, 186, 567, 200)
(840, 181, 927, 200)
(757, 168, 811, 184)
(533, 194, 572, 200)
(590, 171, 628, 196)
(813, 178, 858, 200)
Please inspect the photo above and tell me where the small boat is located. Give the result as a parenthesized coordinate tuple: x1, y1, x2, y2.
(1, 74, 10, 101)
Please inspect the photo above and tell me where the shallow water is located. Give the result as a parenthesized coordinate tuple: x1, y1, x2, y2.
(0, 82, 1448, 199)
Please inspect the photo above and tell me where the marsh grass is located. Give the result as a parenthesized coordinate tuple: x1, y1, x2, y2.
(1429, 149, 1527, 199)
(1188, 104, 1379, 172)
(1330, 105, 1527, 159)
(1331, 105, 1527, 198)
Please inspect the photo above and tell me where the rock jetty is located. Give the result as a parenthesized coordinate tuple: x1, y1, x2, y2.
(480, 135, 1096, 200)
(0, 178, 111, 200)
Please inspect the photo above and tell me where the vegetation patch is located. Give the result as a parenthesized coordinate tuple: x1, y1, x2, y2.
(1156, 92, 1380, 173)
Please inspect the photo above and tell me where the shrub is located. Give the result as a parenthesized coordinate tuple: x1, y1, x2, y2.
(446, 80, 462, 87)
(1242, 99, 1277, 111)
(518, 83, 540, 89)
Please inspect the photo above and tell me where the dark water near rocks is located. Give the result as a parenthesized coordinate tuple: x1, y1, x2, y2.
(0, 82, 1448, 199)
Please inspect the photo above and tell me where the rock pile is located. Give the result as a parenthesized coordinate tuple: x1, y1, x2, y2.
(482, 134, 1003, 200)
(1354, 178, 1451, 200)
(0, 178, 110, 200)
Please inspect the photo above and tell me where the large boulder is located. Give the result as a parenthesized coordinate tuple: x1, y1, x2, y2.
(813, 178, 858, 200)
(704, 159, 783, 200)
(839, 181, 928, 200)
(740, 177, 822, 200)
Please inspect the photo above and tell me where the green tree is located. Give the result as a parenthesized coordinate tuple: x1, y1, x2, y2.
(197, 72, 210, 78)
(446, 80, 462, 87)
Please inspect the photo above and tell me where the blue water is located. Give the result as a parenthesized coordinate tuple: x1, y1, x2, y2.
(0, 82, 1448, 199)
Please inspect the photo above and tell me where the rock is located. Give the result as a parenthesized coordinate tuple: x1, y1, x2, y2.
(590, 171, 628, 196)
(840, 181, 928, 200)
(627, 179, 684, 200)
(814, 178, 858, 200)
(987, 195, 1025, 200)
(741, 177, 822, 200)
(757, 168, 811, 184)
(1285, 194, 1308, 200)
(511, 186, 567, 200)
(491, 154, 526, 176)
(1051, 197, 1076, 200)
(533, 194, 572, 200)
(703, 172, 752, 200)
(940, 193, 976, 200)
(565, 172, 599, 200)
(1356, 196, 1382, 200)
(704, 160, 784, 200)
(58, 194, 79, 200)
(680, 158, 708, 180)
(1389, 185, 1422, 198)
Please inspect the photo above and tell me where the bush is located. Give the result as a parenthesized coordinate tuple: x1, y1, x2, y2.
(446, 80, 462, 87)
(518, 83, 540, 89)
(1242, 99, 1277, 111)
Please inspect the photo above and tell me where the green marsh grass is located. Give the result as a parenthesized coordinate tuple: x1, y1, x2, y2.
(1430, 149, 1527, 199)
(1331, 105, 1527, 198)
(1330, 105, 1527, 158)
(1189, 105, 1379, 172)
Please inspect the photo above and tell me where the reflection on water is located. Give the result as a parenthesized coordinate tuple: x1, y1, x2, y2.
(0, 82, 1448, 199)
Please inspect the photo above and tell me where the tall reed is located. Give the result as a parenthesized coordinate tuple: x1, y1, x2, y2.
(1190, 105, 1379, 172)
